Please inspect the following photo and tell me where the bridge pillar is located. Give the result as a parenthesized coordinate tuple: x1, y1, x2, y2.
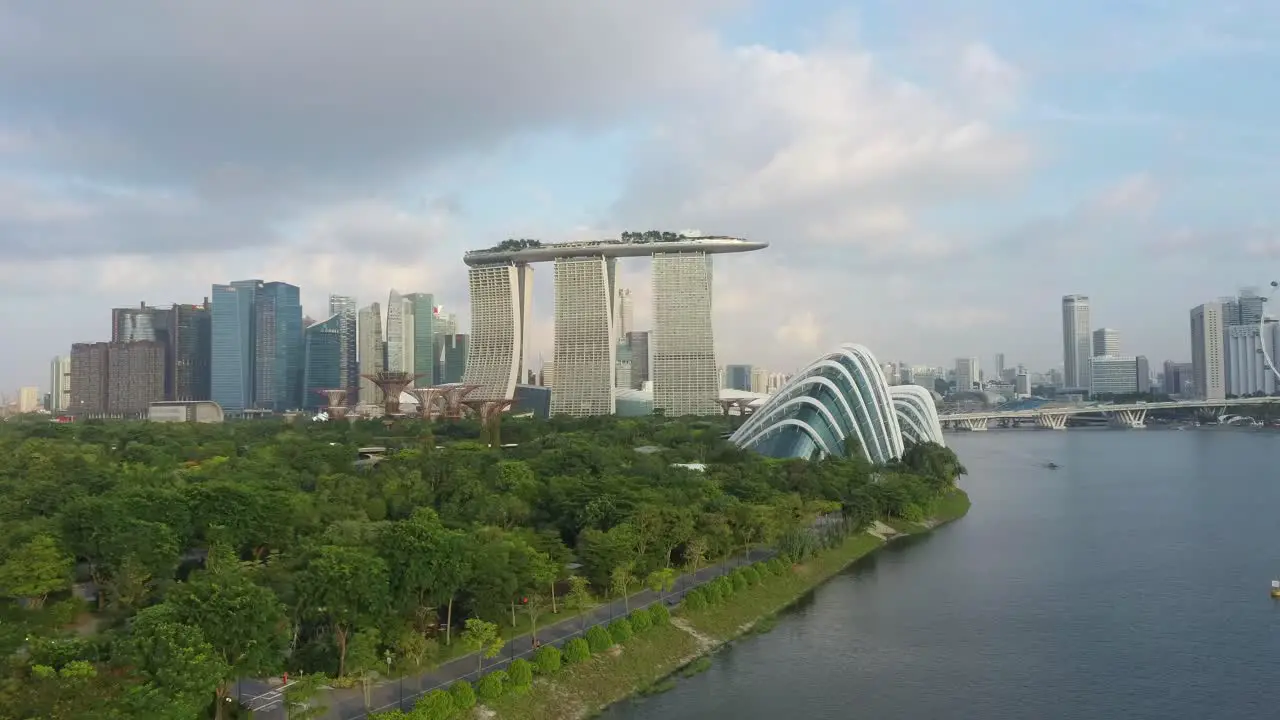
(1034, 413, 1068, 430)
(1106, 408, 1147, 429)
(958, 418, 989, 431)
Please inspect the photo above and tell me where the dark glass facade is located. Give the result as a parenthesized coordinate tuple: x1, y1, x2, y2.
(211, 280, 260, 413)
(303, 314, 343, 410)
(254, 281, 304, 411)
(625, 331, 650, 389)
(173, 303, 211, 400)
(435, 333, 469, 384)
(407, 293, 436, 386)
(725, 364, 753, 391)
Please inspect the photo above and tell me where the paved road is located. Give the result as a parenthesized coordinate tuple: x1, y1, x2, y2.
(237, 548, 774, 719)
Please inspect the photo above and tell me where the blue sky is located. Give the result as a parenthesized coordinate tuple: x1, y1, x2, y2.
(2, 0, 1279, 394)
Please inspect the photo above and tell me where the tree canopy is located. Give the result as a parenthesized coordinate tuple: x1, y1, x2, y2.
(0, 412, 961, 718)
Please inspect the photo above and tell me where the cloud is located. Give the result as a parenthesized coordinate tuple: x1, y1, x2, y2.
(614, 42, 1031, 267)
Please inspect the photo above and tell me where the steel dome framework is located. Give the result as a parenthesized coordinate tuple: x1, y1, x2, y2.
(729, 344, 945, 462)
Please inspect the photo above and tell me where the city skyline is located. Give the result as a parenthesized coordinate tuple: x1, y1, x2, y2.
(4, 3, 1280, 389)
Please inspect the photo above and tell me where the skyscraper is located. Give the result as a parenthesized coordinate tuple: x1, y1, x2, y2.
(254, 281, 304, 411)
(1224, 324, 1276, 396)
(357, 302, 384, 405)
(651, 252, 719, 415)
(406, 293, 436, 386)
(551, 256, 616, 416)
(70, 341, 164, 417)
(112, 302, 174, 398)
(436, 333, 468, 384)
(626, 331, 651, 389)
(994, 353, 1005, 379)
(616, 288, 633, 340)
(385, 289, 411, 373)
(1062, 295, 1092, 390)
(1092, 328, 1119, 357)
(725, 364, 752, 391)
(328, 295, 359, 401)
(172, 302, 212, 401)
(1190, 302, 1226, 400)
(461, 263, 534, 400)
(211, 280, 261, 413)
(49, 355, 70, 412)
(303, 314, 343, 410)
(954, 357, 979, 394)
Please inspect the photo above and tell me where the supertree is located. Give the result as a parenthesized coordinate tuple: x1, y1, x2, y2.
(360, 371, 422, 416)
(461, 398, 517, 447)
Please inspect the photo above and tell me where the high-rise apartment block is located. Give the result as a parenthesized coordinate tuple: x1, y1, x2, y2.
(70, 341, 165, 417)
(954, 357, 979, 394)
(1062, 295, 1092, 390)
(551, 256, 617, 416)
(1092, 328, 1119, 357)
(357, 302, 385, 406)
(49, 355, 71, 412)
(328, 295, 359, 401)
(461, 263, 534, 400)
(651, 252, 720, 416)
(1190, 302, 1226, 400)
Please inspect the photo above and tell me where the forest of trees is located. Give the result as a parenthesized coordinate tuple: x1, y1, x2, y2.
(0, 413, 963, 719)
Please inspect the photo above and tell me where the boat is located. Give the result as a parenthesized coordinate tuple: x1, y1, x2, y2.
(1043, 462, 1059, 470)
(1272, 580, 1280, 599)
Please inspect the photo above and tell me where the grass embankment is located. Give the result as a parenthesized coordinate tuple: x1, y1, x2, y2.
(487, 488, 970, 719)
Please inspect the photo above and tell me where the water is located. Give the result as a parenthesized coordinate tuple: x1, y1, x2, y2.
(601, 430, 1280, 720)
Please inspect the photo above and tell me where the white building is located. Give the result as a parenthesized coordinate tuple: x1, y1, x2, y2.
(357, 302, 384, 405)
(1062, 295, 1092, 389)
(954, 357, 979, 394)
(616, 288, 633, 341)
(1225, 324, 1278, 396)
(1014, 372, 1031, 397)
(550, 256, 616, 416)
(461, 263, 534, 400)
(1090, 356, 1140, 396)
(384, 289, 412, 373)
(1190, 302, 1226, 400)
(1092, 328, 1119, 357)
(49, 355, 71, 411)
(651, 252, 720, 416)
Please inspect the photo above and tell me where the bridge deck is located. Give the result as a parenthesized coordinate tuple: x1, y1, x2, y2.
(938, 397, 1280, 421)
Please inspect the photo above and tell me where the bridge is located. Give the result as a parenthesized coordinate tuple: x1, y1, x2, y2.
(937, 397, 1280, 431)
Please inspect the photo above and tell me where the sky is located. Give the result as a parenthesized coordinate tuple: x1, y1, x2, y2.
(3, 0, 1280, 394)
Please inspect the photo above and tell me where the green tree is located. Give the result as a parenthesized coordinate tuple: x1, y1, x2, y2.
(0, 533, 73, 609)
(344, 629, 382, 708)
(114, 604, 228, 720)
(166, 569, 288, 720)
(298, 545, 390, 676)
(461, 618, 502, 673)
(611, 562, 636, 612)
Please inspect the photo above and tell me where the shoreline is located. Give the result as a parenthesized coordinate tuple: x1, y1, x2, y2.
(485, 488, 971, 720)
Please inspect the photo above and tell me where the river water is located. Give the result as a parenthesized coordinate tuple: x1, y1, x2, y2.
(601, 430, 1280, 720)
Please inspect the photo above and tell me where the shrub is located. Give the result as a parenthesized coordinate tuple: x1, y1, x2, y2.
(629, 609, 652, 632)
(608, 618, 633, 644)
(507, 659, 533, 691)
(649, 603, 671, 626)
(450, 681, 476, 710)
(770, 557, 789, 575)
(416, 689, 455, 720)
(586, 625, 613, 653)
(714, 576, 734, 598)
(730, 570, 748, 592)
(476, 671, 506, 701)
(563, 637, 591, 664)
(703, 582, 722, 604)
(743, 567, 761, 586)
(534, 645, 562, 675)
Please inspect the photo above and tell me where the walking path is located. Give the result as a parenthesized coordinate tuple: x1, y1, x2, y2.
(236, 548, 773, 720)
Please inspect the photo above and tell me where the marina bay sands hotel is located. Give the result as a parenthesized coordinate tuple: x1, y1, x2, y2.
(460, 232, 767, 416)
